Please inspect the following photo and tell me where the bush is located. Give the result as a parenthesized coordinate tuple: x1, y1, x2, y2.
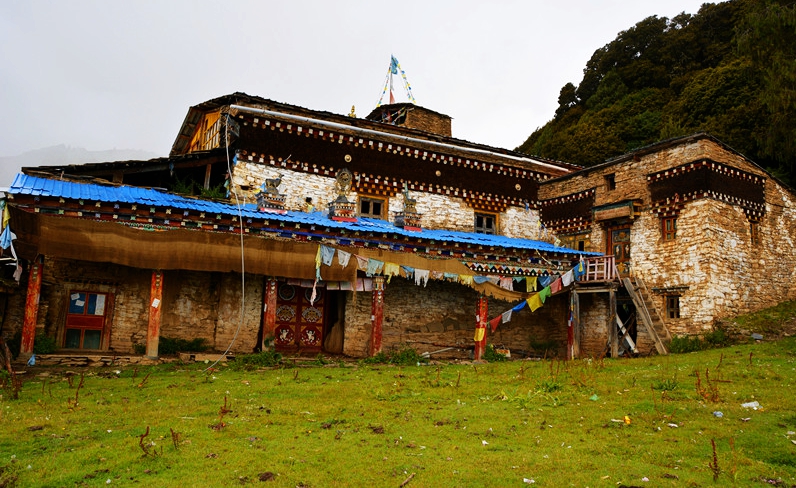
(6, 331, 57, 358)
(229, 350, 283, 370)
(158, 337, 208, 355)
(669, 335, 704, 353)
(388, 345, 427, 366)
(483, 344, 507, 362)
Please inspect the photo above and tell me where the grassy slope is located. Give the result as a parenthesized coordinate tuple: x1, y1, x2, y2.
(1, 339, 795, 487)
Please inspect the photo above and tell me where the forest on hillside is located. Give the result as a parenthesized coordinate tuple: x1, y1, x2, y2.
(517, 0, 795, 185)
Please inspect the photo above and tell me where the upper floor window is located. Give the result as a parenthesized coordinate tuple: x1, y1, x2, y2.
(358, 196, 386, 219)
(474, 212, 497, 235)
(750, 220, 760, 245)
(662, 216, 677, 241)
(604, 173, 616, 191)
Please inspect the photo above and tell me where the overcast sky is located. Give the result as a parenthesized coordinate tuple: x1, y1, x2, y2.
(1, 0, 713, 164)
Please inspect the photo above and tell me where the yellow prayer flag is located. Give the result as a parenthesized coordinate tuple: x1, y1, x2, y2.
(474, 327, 485, 342)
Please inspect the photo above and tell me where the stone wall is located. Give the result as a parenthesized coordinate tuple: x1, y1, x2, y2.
(232, 160, 544, 239)
(342, 277, 569, 358)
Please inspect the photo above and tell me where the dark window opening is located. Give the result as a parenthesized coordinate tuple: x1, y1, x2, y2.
(666, 295, 681, 319)
(359, 197, 385, 219)
(605, 173, 616, 191)
(662, 216, 677, 241)
(475, 213, 497, 235)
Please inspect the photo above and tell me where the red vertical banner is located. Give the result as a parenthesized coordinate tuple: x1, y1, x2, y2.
(145, 270, 164, 358)
(369, 276, 385, 357)
(262, 278, 278, 350)
(20, 257, 44, 355)
(474, 295, 488, 361)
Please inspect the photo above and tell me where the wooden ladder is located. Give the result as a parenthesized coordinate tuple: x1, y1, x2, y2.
(622, 277, 669, 355)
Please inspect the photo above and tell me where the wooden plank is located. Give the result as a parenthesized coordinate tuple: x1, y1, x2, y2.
(622, 277, 668, 355)
(570, 291, 581, 360)
(369, 277, 385, 356)
(21, 257, 44, 356)
(609, 288, 618, 358)
(262, 278, 277, 350)
(616, 314, 637, 353)
(474, 296, 488, 360)
(145, 270, 164, 358)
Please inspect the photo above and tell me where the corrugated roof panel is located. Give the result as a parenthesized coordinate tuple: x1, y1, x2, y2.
(7, 174, 600, 256)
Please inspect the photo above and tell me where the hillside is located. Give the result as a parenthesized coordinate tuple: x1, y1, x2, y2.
(517, 0, 795, 185)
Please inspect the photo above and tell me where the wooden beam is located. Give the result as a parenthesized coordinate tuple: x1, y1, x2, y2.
(569, 290, 581, 360)
(369, 276, 385, 356)
(145, 270, 164, 359)
(262, 278, 278, 350)
(474, 295, 488, 360)
(203, 163, 213, 190)
(609, 287, 618, 358)
(20, 257, 44, 356)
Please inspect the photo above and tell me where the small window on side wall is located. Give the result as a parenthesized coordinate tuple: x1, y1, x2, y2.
(474, 212, 497, 235)
(662, 216, 677, 241)
(605, 173, 616, 191)
(750, 220, 760, 245)
(358, 196, 386, 219)
(666, 295, 681, 319)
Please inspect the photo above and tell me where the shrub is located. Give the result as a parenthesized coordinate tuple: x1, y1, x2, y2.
(158, 337, 208, 355)
(229, 350, 283, 370)
(6, 331, 57, 358)
(388, 345, 427, 366)
(669, 335, 703, 353)
(483, 344, 507, 362)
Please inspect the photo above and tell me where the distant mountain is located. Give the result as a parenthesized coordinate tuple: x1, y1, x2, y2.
(0, 145, 160, 187)
(517, 0, 795, 185)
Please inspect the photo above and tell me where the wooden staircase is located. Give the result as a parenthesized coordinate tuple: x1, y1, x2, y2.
(622, 277, 671, 355)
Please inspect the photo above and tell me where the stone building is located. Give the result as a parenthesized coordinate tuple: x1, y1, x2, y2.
(538, 133, 796, 353)
(1, 93, 794, 363)
(1, 93, 598, 362)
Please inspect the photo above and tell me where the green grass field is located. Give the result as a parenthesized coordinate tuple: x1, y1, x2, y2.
(1, 338, 795, 487)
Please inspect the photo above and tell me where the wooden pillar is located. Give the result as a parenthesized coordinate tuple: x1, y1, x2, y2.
(262, 278, 278, 350)
(474, 295, 488, 361)
(146, 270, 164, 359)
(369, 276, 385, 356)
(609, 286, 618, 358)
(568, 290, 581, 360)
(572, 290, 581, 359)
(20, 257, 44, 356)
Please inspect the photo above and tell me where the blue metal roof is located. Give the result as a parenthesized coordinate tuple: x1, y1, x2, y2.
(8, 174, 599, 256)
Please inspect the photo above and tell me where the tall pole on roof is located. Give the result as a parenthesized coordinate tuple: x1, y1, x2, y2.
(376, 55, 416, 107)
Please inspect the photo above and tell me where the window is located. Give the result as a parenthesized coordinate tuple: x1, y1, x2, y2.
(474, 212, 497, 235)
(662, 216, 677, 241)
(64, 291, 108, 349)
(666, 295, 681, 319)
(560, 232, 590, 252)
(358, 196, 386, 219)
(604, 173, 616, 191)
(750, 220, 760, 245)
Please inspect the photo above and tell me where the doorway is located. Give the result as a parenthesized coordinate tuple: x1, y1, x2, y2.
(607, 227, 631, 274)
(273, 282, 327, 353)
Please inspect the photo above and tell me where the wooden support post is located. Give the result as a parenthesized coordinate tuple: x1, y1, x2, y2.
(146, 270, 164, 359)
(203, 163, 212, 190)
(569, 290, 581, 360)
(369, 276, 385, 356)
(262, 278, 278, 350)
(609, 286, 618, 358)
(474, 295, 488, 361)
(20, 257, 44, 356)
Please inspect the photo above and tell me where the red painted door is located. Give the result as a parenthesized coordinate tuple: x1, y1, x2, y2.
(273, 283, 325, 352)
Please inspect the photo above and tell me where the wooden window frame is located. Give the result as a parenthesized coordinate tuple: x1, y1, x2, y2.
(661, 216, 677, 241)
(750, 220, 760, 245)
(358, 195, 387, 220)
(64, 290, 109, 350)
(665, 295, 681, 319)
(474, 212, 498, 235)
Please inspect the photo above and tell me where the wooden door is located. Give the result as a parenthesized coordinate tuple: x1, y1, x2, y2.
(608, 227, 631, 274)
(273, 283, 325, 352)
